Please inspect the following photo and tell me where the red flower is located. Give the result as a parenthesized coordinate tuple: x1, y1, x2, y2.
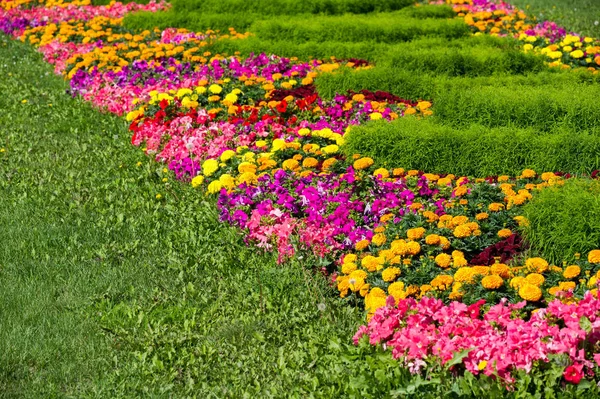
(564, 364, 584, 384)
(276, 100, 288, 113)
(159, 98, 169, 110)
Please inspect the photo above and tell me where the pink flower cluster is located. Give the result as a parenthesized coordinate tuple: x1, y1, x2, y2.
(354, 293, 600, 383)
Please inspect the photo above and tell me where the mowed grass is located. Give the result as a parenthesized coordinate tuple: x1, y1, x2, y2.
(0, 35, 415, 398)
(510, 0, 600, 38)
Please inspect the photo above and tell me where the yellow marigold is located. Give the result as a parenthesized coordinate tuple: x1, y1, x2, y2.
(482, 275, 504, 290)
(407, 227, 426, 240)
(353, 157, 374, 170)
(359, 283, 371, 297)
(220, 149, 236, 162)
(380, 213, 395, 223)
(453, 224, 472, 238)
(207, 180, 223, 194)
(439, 236, 451, 250)
(520, 169, 536, 179)
(435, 253, 452, 268)
(374, 226, 386, 234)
(453, 257, 468, 268)
(372, 233, 387, 247)
(388, 281, 406, 301)
(519, 283, 542, 301)
(431, 275, 454, 290)
(348, 276, 365, 292)
(514, 215, 529, 227)
(425, 234, 441, 245)
(355, 239, 370, 251)
(378, 249, 397, 263)
(202, 159, 219, 176)
(490, 263, 511, 278)
(341, 262, 357, 275)
(497, 229, 512, 239)
(302, 157, 319, 168)
(488, 202, 505, 212)
(588, 250, 600, 264)
(420, 284, 434, 296)
(454, 267, 475, 284)
(438, 177, 452, 187)
(526, 273, 545, 286)
(282, 159, 299, 171)
(238, 162, 257, 174)
(563, 265, 581, 279)
(588, 276, 598, 288)
(191, 175, 204, 188)
(510, 276, 527, 289)
(525, 257, 549, 273)
(237, 172, 257, 186)
(382, 267, 401, 282)
(337, 275, 349, 293)
(366, 287, 388, 313)
(406, 241, 421, 256)
(476, 212, 489, 221)
(373, 168, 390, 178)
(391, 239, 408, 256)
(452, 215, 469, 227)
(453, 185, 469, 197)
(423, 211, 439, 223)
(361, 255, 384, 272)
(343, 254, 357, 264)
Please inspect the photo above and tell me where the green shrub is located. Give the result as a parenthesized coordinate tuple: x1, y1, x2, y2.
(124, 10, 264, 32)
(521, 179, 600, 264)
(343, 118, 600, 176)
(433, 83, 600, 131)
(252, 15, 469, 43)
(170, 0, 414, 15)
(397, 4, 456, 19)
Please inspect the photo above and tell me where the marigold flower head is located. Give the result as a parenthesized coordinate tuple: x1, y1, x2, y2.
(425, 234, 440, 245)
(488, 202, 505, 212)
(355, 239, 370, 251)
(382, 267, 401, 282)
(453, 224, 472, 238)
(525, 273, 545, 286)
(497, 228, 512, 239)
(520, 169, 536, 179)
(191, 175, 204, 188)
(454, 267, 475, 284)
(407, 227, 426, 240)
(563, 265, 581, 279)
(388, 281, 406, 301)
(435, 253, 452, 268)
(525, 257, 549, 273)
(476, 212, 489, 221)
(589, 250, 600, 264)
(373, 168, 389, 179)
(490, 263, 510, 278)
(431, 275, 454, 290)
(439, 236, 451, 250)
(202, 159, 219, 177)
(519, 283, 542, 301)
(353, 157, 374, 170)
(372, 233, 387, 246)
(482, 275, 504, 290)
(406, 241, 421, 256)
(558, 281, 576, 291)
(361, 255, 384, 272)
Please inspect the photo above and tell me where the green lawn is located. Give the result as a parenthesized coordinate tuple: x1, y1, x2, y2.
(0, 35, 406, 398)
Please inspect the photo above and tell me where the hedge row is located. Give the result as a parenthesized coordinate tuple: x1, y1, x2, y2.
(343, 118, 600, 176)
(168, 0, 414, 15)
(251, 15, 470, 44)
(521, 179, 600, 264)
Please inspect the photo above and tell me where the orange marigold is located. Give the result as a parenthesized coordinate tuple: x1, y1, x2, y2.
(519, 283, 542, 301)
(589, 250, 600, 264)
(497, 228, 512, 238)
(353, 157, 374, 170)
(407, 227, 426, 240)
(355, 239, 370, 251)
(563, 265, 581, 279)
(490, 263, 510, 278)
(525, 273, 545, 286)
(482, 275, 504, 290)
(435, 253, 452, 268)
(425, 234, 441, 245)
(525, 257, 549, 273)
(372, 233, 387, 246)
(382, 267, 401, 282)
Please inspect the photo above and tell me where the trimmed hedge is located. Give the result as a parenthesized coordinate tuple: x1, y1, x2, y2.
(433, 84, 600, 131)
(252, 15, 469, 43)
(124, 11, 264, 32)
(521, 179, 600, 264)
(343, 118, 600, 176)
(169, 0, 414, 15)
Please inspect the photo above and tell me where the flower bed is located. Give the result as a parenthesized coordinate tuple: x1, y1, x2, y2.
(3, 0, 600, 391)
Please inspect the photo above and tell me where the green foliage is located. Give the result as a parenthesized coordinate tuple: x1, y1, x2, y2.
(252, 14, 469, 44)
(521, 179, 600, 264)
(434, 83, 600, 131)
(170, 0, 414, 15)
(343, 118, 600, 176)
(124, 10, 264, 32)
